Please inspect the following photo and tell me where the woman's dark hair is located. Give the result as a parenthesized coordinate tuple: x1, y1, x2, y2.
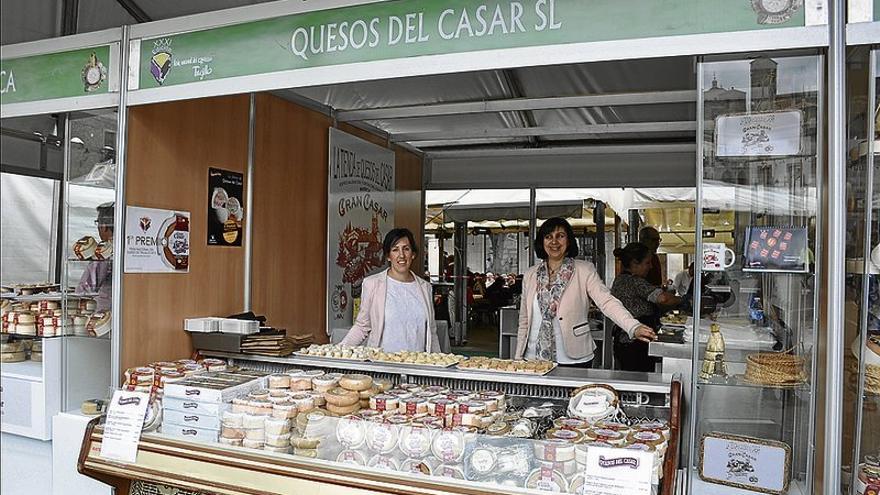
(613, 242, 652, 270)
(533, 217, 579, 260)
(383, 228, 418, 258)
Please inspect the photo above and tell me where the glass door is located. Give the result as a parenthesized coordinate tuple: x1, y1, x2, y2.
(690, 53, 822, 495)
(62, 108, 118, 411)
(843, 47, 880, 495)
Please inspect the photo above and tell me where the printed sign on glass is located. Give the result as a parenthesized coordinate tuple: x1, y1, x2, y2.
(715, 110, 802, 157)
(742, 226, 809, 273)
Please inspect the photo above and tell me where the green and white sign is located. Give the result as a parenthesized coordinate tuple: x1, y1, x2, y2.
(139, 0, 805, 89)
(1, 45, 112, 105)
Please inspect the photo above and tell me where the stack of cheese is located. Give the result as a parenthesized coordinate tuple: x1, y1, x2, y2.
(0, 339, 26, 363)
(30, 340, 42, 362)
(538, 418, 670, 493)
(161, 367, 268, 443)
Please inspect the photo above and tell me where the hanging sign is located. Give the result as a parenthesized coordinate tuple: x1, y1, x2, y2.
(581, 446, 653, 495)
(327, 128, 395, 335)
(715, 110, 802, 157)
(99, 390, 151, 463)
(124, 206, 190, 273)
(207, 168, 244, 246)
(1, 45, 112, 105)
(137, 0, 803, 90)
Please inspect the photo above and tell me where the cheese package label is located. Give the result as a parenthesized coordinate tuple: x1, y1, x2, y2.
(160, 424, 220, 444)
(163, 396, 224, 416)
(164, 408, 222, 430)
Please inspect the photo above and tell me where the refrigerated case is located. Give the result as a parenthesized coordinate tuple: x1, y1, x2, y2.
(688, 52, 822, 494)
(79, 355, 682, 495)
(842, 47, 880, 495)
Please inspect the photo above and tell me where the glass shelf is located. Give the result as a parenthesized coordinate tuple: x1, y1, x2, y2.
(696, 378, 812, 393)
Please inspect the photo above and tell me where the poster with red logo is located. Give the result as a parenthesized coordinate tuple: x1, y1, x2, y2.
(327, 129, 395, 335)
(124, 205, 190, 273)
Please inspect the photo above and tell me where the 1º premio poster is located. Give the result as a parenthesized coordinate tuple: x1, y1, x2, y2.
(327, 128, 395, 335)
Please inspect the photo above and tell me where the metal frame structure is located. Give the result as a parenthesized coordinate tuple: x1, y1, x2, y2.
(3, 0, 880, 489)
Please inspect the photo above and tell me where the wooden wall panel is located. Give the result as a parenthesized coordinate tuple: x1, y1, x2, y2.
(251, 96, 423, 343)
(251, 94, 332, 342)
(393, 148, 425, 272)
(122, 95, 250, 372)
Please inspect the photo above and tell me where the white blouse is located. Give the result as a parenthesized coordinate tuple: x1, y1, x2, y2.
(380, 277, 428, 352)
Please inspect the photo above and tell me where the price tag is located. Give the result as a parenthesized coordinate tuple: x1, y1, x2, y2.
(99, 390, 151, 463)
(582, 446, 653, 495)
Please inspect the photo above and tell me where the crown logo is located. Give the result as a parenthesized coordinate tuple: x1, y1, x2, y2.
(152, 38, 173, 55)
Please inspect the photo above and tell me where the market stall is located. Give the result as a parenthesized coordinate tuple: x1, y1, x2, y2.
(0, 0, 871, 494)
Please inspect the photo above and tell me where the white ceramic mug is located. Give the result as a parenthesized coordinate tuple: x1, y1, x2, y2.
(702, 242, 736, 271)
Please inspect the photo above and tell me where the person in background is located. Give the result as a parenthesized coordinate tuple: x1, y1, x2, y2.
(341, 228, 441, 352)
(515, 217, 656, 368)
(611, 242, 681, 372)
(673, 262, 694, 297)
(639, 226, 664, 287)
(77, 202, 114, 312)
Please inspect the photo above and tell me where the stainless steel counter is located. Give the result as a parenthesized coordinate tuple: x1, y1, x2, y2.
(203, 350, 676, 395)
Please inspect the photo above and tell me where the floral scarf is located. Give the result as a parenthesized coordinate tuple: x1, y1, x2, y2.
(535, 257, 575, 361)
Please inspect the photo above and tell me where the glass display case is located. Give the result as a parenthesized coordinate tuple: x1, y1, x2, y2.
(79, 355, 682, 495)
(842, 47, 880, 495)
(689, 52, 822, 494)
(0, 108, 117, 438)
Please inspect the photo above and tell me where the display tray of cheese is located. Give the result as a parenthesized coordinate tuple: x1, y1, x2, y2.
(294, 344, 379, 362)
(368, 351, 466, 368)
(455, 357, 556, 375)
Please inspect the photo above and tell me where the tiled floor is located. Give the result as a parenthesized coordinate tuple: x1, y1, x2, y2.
(1, 433, 52, 495)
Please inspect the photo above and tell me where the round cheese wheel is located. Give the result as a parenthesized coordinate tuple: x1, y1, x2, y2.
(268, 374, 291, 389)
(339, 374, 373, 392)
(327, 402, 361, 415)
(337, 450, 367, 466)
(243, 414, 266, 429)
(312, 374, 340, 392)
(265, 418, 291, 435)
(272, 402, 298, 420)
(359, 399, 370, 409)
(289, 434, 321, 449)
(265, 432, 291, 448)
(359, 385, 380, 399)
(293, 448, 318, 458)
(369, 394, 399, 412)
(325, 387, 360, 407)
(218, 437, 243, 447)
(335, 415, 367, 448)
(374, 378, 393, 392)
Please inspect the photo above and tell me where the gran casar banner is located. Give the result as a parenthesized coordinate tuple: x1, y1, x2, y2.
(327, 128, 395, 334)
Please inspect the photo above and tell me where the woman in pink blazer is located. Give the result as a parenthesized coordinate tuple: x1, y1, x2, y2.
(341, 228, 440, 353)
(515, 217, 656, 367)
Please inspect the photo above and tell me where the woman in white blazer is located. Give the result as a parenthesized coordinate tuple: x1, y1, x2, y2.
(515, 217, 656, 367)
(341, 228, 440, 352)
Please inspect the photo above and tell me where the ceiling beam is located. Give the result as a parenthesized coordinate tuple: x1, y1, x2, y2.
(116, 0, 152, 23)
(426, 143, 696, 159)
(336, 90, 696, 122)
(392, 121, 696, 143)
